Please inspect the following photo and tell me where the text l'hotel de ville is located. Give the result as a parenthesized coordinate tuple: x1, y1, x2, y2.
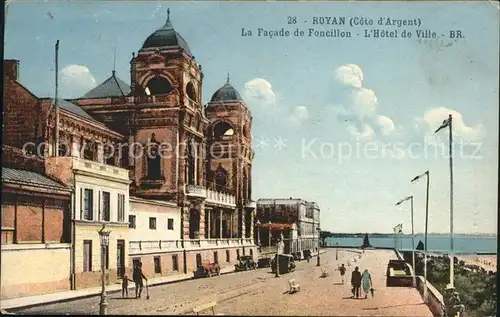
(241, 16, 465, 39)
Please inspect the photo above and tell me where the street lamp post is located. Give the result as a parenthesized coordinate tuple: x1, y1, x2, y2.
(412, 170, 430, 301)
(316, 227, 321, 266)
(336, 241, 339, 260)
(255, 220, 261, 246)
(396, 196, 416, 288)
(98, 225, 111, 315)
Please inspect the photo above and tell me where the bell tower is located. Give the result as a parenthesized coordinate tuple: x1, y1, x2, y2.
(205, 75, 254, 238)
(128, 10, 207, 214)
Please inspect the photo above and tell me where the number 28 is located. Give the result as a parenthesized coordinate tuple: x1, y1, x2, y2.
(287, 16, 297, 24)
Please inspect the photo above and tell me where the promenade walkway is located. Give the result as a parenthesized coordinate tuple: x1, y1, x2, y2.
(5, 250, 432, 316)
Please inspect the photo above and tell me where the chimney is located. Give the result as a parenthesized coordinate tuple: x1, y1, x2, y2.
(4, 59, 20, 80)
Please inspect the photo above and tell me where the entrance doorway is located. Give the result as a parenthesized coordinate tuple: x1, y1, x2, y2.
(117, 240, 125, 277)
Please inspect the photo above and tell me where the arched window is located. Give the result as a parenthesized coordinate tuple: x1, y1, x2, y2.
(185, 139, 196, 185)
(215, 164, 228, 192)
(186, 82, 197, 102)
(104, 143, 115, 166)
(189, 208, 200, 239)
(145, 76, 173, 95)
(147, 133, 162, 179)
(213, 122, 234, 139)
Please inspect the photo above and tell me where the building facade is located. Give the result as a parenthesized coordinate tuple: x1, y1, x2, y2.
(1, 10, 258, 299)
(69, 12, 258, 275)
(1, 146, 72, 299)
(255, 198, 320, 259)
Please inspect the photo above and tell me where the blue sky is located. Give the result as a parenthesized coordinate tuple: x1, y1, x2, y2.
(5, 1, 499, 234)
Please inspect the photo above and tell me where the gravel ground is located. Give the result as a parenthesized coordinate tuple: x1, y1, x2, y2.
(13, 250, 432, 316)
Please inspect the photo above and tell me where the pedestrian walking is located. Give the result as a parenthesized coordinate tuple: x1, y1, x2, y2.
(338, 264, 346, 284)
(133, 262, 148, 298)
(361, 269, 373, 299)
(351, 266, 362, 299)
(121, 273, 133, 298)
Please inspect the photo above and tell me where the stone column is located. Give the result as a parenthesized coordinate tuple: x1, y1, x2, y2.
(128, 134, 135, 167)
(97, 142, 104, 163)
(240, 208, 246, 238)
(199, 201, 205, 239)
(249, 211, 254, 242)
(230, 211, 233, 238)
(206, 208, 211, 239)
(219, 209, 223, 238)
(71, 135, 80, 158)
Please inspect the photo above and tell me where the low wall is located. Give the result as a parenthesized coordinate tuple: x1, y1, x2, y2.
(416, 275, 445, 317)
(1, 244, 71, 299)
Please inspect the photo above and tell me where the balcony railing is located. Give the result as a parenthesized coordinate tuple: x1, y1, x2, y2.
(244, 200, 257, 209)
(130, 238, 257, 254)
(129, 240, 182, 255)
(206, 189, 236, 207)
(185, 184, 207, 198)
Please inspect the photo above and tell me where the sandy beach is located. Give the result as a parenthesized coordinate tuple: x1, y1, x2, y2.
(457, 255, 497, 272)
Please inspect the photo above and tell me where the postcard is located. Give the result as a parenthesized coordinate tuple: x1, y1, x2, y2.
(1, 1, 498, 316)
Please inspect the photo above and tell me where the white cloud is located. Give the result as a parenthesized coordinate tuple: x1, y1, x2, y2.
(351, 88, 378, 117)
(242, 78, 276, 107)
(334, 64, 397, 140)
(335, 64, 363, 88)
(346, 123, 375, 140)
(375, 115, 395, 135)
(60, 64, 96, 98)
(289, 106, 309, 124)
(416, 107, 485, 141)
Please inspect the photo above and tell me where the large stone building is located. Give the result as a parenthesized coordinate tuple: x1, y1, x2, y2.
(255, 198, 320, 260)
(1, 10, 257, 299)
(70, 12, 257, 274)
(2, 60, 132, 295)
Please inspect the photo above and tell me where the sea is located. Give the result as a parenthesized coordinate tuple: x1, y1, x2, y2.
(325, 234, 497, 254)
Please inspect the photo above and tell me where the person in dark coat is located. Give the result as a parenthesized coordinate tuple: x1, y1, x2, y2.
(133, 262, 147, 298)
(351, 266, 362, 299)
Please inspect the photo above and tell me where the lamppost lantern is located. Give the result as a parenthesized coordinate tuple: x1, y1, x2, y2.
(98, 225, 111, 315)
(99, 227, 111, 246)
(255, 220, 261, 246)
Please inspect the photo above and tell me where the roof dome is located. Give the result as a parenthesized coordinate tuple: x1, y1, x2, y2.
(210, 76, 242, 102)
(141, 10, 191, 55)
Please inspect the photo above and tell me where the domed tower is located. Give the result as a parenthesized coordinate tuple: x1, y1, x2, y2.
(205, 75, 255, 239)
(128, 10, 208, 234)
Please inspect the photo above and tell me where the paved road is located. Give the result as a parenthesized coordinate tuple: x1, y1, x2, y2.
(14, 249, 432, 316)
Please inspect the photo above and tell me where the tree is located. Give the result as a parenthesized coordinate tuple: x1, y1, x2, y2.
(416, 240, 424, 251)
(361, 233, 371, 248)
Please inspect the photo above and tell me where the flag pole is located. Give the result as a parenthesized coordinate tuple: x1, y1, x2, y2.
(448, 114, 454, 288)
(424, 170, 430, 301)
(54, 40, 60, 157)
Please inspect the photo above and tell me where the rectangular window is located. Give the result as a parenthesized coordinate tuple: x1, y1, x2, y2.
(149, 217, 157, 230)
(117, 194, 125, 222)
(196, 254, 202, 267)
(129, 215, 136, 229)
(172, 254, 179, 271)
(83, 240, 92, 272)
(213, 251, 218, 264)
(102, 191, 110, 221)
(236, 249, 240, 260)
(83, 189, 94, 220)
(167, 218, 174, 230)
(226, 250, 230, 263)
(154, 256, 162, 274)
